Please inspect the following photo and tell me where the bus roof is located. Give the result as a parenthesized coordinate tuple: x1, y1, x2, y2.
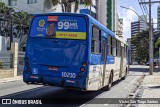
(87, 14, 128, 46)
(32, 13, 128, 46)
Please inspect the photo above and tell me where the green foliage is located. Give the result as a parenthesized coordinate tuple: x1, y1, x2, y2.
(0, 1, 31, 27)
(51, 0, 92, 13)
(52, 0, 60, 6)
(155, 36, 160, 48)
(0, 60, 3, 68)
(84, 0, 92, 6)
(13, 11, 32, 27)
(0, 0, 6, 13)
(0, 0, 14, 14)
(131, 30, 149, 63)
(154, 34, 160, 58)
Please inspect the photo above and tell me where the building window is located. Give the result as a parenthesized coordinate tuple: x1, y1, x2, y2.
(91, 26, 101, 54)
(27, 0, 37, 4)
(8, 0, 17, 6)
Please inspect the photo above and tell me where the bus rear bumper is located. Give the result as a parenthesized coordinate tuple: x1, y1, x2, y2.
(23, 73, 43, 83)
(23, 73, 86, 90)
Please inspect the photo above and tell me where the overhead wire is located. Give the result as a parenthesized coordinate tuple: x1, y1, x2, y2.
(138, 0, 148, 22)
(142, 0, 149, 16)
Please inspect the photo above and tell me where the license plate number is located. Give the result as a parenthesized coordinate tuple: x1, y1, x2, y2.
(48, 66, 58, 71)
(62, 72, 76, 78)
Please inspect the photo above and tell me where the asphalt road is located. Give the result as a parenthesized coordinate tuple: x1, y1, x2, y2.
(0, 65, 148, 107)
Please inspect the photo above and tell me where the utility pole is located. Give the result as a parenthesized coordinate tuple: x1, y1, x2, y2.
(10, 15, 13, 50)
(139, 0, 160, 75)
(149, 0, 153, 75)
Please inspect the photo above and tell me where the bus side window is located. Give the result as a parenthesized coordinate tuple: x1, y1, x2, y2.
(107, 36, 112, 56)
(112, 38, 117, 56)
(125, 45, 128, 58)
(117, 41, 121, 57)
(126, 46, 128, 58)
(91, 26, 101, 54)
(124, 45, 126, 58)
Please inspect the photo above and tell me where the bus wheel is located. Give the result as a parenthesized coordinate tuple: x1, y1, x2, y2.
(106, 72, 113, 91)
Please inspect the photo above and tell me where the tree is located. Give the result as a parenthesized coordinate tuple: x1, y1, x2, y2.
(154, 34, 160, 58)
(13, 11, 32, 37)
(0, 0, 32, 51)
(0, 0, 15, 38)
(155, 36, 160, 48)
(51, 0, 92, 13)
(0, 0, 14, 15)
(131, 30, 149, 64)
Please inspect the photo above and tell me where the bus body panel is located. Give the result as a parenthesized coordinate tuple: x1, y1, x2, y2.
(85, 16, 128, 91)
(23, 13, 129, 91)
(23, 13, 89, 90)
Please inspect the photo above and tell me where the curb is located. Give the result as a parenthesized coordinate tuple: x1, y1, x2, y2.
(0, 76, 22, 83)
(126, 68, 148, 107)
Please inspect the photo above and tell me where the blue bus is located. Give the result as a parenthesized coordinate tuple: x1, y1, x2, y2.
(23, 13, 128, 91)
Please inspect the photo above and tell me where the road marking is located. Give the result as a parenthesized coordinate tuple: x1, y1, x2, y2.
(130, 76, 139, 84)
(80, 71, 145, 107)
(80, 91, 107, 107)
(124, 87, 127, 89)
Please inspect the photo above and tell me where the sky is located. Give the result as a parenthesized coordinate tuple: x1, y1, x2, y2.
(117, 0, 159, 40)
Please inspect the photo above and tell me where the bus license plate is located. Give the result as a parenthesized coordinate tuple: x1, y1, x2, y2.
(48, 66, 58, 71)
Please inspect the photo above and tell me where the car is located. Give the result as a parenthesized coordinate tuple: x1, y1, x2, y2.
(146, 62, 149, 66)
(154, 62, 157, 66)
(132, 61, 138, 65)
(146, 62, 157, 66)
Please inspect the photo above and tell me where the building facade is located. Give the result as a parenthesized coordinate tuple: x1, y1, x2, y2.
(1, 0, 118, 51)
(2, 0, 44, 14)
(3, 0, 117, 30)
(96, 0, 117, 32)
(116, 13, 123, 38)
(130, 15, 148, 63)
(157, 6, 160, 33)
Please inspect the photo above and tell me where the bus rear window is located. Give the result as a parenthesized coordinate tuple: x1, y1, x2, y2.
(30, 15, 87, 40)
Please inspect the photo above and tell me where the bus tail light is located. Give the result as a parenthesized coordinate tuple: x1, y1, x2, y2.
(25, 62, 29, 67)
(82, 62, 87, 67)
(32, 15, 35, 19)
(80, 67, 85, 72)
(24, 57, 31, 73)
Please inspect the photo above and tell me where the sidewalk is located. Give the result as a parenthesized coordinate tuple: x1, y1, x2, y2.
(0, 76, 22, 83)
(138, 67, 160, 107)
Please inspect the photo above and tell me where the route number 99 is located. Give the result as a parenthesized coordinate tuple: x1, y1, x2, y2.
(58, 22, 69, 30)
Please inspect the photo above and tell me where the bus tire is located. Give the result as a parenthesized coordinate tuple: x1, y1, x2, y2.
(106, 72, 113, 91)
(122, 68, 128, 80)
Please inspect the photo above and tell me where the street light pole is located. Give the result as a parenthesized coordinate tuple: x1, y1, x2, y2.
(120, 6, 148, 24)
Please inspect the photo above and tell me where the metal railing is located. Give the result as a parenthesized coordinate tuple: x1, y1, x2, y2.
(0, 52, 13, 69)
(18, 51, 25, 75)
